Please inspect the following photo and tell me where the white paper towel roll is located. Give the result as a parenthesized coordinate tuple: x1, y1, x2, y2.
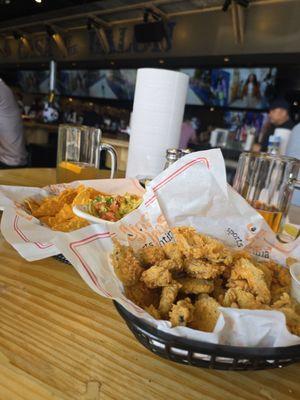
(126, 68, 189, 178)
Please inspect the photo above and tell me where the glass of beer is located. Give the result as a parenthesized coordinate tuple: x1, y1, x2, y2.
(233, 152, 300, 233)
(56, 124, 118, 183)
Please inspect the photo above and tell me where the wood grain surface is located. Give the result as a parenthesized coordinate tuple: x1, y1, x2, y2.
(0, 168, 299, 400)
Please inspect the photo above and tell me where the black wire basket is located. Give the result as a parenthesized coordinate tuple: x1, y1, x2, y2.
(114, 301, 300, 371)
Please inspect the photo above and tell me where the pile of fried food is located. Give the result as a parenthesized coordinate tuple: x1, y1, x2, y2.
(24, 185, 100, 232)
(111, 226, 300, 336)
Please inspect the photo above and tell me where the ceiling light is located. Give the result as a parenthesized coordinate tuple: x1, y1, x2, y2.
(35, 0, 42, 3)
(224, 57, 229, 62)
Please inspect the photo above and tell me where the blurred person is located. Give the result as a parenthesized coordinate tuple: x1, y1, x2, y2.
(0, 78, 27, 168)
(259, 98, 294, 152)
(82, 103, 102, 128)
(242, 73, 261, 108)
(179, 117, 198, 149)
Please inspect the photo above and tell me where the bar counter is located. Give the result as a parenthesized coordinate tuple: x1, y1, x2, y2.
(0, 168, 299, 400)
(23, 120, 129, 171)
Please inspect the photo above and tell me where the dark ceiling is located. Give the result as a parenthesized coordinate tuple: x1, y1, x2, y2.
(0, 0, 100, 22)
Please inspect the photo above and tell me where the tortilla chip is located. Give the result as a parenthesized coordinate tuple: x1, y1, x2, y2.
(32, 198, 62, 217)
(72, 187, 99, 206)
(57, 188, 78, 206)
(52, 216, 89, 232)
(39, 216, 57, 228)
(24, 199, 40, 214)
(55, 203, 74, 222)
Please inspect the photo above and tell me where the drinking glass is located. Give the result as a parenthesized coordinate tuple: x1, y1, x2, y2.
(233, 152, 300, 233)
(56, 124, 117, 183)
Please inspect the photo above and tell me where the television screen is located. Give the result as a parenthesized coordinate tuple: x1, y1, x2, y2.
(223, 110, 269, 136)
(88, 69, 137, 100)
(182, 67, 277, 109)
(18, 70, 50, 94)
(181, 68, 213, 106)
(227, 67, 277, 109)
(58, 70, 89, 97)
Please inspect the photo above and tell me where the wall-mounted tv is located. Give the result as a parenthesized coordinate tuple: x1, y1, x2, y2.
(58, 70, 89, 97)
(17, 67, 277, 110)
(18, 70, 50, 94)
(88, 69, 136, 100)
(181, 67, 277, 109)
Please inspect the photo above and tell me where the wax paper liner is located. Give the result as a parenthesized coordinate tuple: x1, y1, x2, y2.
(49, 149, 300, 347)
(0, 179, 145, 261)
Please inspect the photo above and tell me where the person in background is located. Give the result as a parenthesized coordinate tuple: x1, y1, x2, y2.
(82, 103, 103, 128)
(286, 123, 300, 207)
(179, 117, 198, 149)
(0, 78, 27, 168)
(242, 73, 261, 108)
(256, 98, 294, 152)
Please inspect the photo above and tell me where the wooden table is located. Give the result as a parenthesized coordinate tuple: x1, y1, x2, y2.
(0, 169, 299, 400)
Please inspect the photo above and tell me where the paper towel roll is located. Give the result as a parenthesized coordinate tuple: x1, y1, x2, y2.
(126, 68, 189, 178)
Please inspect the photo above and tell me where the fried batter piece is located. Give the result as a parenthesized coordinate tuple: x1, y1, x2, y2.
(172, 227, 233, 265)
(163, 242, 184, 268)
(212, 278, 226, 303)
(271, 284, 291, 303)
(171, 227, 200, 258)
(141, 265, 172, 288)
(230, 258, 271, 304)
(227, 279, 250, 291)
(265, 260, 291, 287)
(271, 293, 300, 336)
(138, 246, 166, 267)
(222, 287, 263, 310)
(253, 261, 273, 289)
(111, 241, 143, 286)
(158, 282, 182, 317)
(124, 281, 160, 308)
(190, 294, 220, 332)
(178, 277, 214, 295)
(184, 259, 225, 280)
(169, 298, 194, 327)
(145, 305, 161, 320)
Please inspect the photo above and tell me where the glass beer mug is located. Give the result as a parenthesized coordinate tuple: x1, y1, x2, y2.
(233, 152, 300, 233)
(56, 124, 118, 183)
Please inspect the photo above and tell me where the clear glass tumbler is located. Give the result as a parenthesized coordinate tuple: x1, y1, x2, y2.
(233, 152, 300, 233)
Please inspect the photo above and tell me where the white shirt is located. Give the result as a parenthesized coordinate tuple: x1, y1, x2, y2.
(286, 123, 300, 206)
(0, 79, 27, 166)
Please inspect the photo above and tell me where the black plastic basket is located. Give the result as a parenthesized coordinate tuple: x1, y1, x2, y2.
(114, 301, 300, 371)
(53, 254, 71, 265)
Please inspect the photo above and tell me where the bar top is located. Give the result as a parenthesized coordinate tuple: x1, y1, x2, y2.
(0, 168, 299, 400)
(23, 120, 130, 143)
